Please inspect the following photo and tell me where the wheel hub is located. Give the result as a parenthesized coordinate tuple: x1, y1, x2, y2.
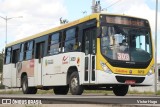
(71, 77, 78, 90)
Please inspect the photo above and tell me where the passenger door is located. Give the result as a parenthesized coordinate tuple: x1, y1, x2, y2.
(83, 27, 96, 84)
(12, 49, 19, 87)
(36, 42, 45, 86)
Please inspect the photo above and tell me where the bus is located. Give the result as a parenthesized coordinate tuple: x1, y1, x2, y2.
(3, 13, 154, 96)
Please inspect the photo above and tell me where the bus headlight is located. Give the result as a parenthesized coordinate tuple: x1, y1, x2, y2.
(147, 70, 152, 76)
(147, 70, 153, 76)
(100, 61, 112, 74)
(147, 66, 154, 76)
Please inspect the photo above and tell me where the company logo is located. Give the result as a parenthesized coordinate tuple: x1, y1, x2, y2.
(129, 70, 132, 74)
(62, 56, 69, 64)
(45, 59, 54, 66)
(70, 57, 76, 61)
(63, 56, 68, 61)
(115, 69, 127, 73)
(77, 57, 80, 65)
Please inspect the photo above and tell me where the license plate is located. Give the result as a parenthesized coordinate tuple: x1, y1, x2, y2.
(125, 80, 136, 85)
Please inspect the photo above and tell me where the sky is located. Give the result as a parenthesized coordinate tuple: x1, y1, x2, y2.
(0, 0, 160, 60)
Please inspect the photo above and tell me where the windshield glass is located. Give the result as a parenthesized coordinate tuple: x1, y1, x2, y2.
(101, 25, 152, 62)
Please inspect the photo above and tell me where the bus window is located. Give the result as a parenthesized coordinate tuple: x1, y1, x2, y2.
(84, 31, 89, 55)
(12, 49, 20, 63)
(64, 28, 79, 52)
(5, 47, 12, 64)
(91, 28, 96, 54)
(25, 41, 34, 60)
(48, 33, 60, 55)
(19, 44, 24, 61)
(136, 34, 151, 53)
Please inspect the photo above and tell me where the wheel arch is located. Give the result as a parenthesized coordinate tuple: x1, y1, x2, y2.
(66, 66, 78, 84)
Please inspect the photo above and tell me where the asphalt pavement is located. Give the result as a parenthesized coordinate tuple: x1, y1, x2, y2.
(0, 94, 160, 106)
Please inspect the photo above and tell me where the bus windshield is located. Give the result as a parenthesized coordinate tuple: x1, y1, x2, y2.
(101, 25, 152, 62)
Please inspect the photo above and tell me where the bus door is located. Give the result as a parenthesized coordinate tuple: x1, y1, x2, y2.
(83, 27, 96, 84)
(36, 42, 45, 85)
(11, 49, 19, 87)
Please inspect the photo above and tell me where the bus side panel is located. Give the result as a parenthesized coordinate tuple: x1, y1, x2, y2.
(42, 55, 66, 86)
(28, 77, 35, 87)
(3, 64, 13, 87)
(17, 77, 21, 87)
(42, 52, 85, 86)
(11, 65, 17, 87)
(78, 53, 85, 85)
(34, 59, 39, 86)
(17, 60, 35, 87)
(60, 52, 85, 85)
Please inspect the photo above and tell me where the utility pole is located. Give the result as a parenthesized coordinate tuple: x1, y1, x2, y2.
(92, 0, 96, 13)
(0, 16, 23, 45)
(154, 0, 158, 95)
(92, 0, 101, 13)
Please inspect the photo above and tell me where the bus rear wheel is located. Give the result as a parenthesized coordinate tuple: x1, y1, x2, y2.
(22, 75, 37, 94)
(54, 86, 69, 95)
(113, 85, 128, 96)
(69, 72, 84, 95)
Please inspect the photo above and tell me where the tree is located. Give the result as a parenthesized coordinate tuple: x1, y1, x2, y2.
(0, 52, 4, 73)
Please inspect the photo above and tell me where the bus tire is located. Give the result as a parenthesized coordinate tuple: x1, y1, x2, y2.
(54, 86, 69, 95)
(22, 75, 37, 94)
(69, 72, 84, 95)
(113, 85, 128, 96)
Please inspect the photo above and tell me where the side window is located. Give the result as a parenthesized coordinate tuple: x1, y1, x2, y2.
(48, 33, 61, 55)
(25, 41, 34, 60)
(19, 44, 24, 61)
(64, 28, 79, 52)
(5, 47, 12, 64)
(12, 49, 20, 63)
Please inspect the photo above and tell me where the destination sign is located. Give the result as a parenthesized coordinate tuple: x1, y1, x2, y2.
(105, 16, 148, 27)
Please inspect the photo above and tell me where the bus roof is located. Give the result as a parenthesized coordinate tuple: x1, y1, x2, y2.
(6, 13, 147, 47)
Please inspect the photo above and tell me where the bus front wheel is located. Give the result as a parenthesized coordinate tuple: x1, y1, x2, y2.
(22, 75, 37, 94)
(69, 72, 84, 95)
(113, 85, 128, 96)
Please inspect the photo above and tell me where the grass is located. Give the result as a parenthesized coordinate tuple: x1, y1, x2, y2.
(156, 90, 160, 95)
(0, 89, 22, 94)
(84, 90, 113, 95)
(37, 89, 53, 94)
(0, 84, 5, 89)
(128, 90, 154, 95)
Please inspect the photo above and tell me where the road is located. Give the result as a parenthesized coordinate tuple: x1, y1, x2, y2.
(0, 94, 160, 106)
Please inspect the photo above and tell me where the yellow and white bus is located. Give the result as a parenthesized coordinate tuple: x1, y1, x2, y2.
(3, 13, 154, 96)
